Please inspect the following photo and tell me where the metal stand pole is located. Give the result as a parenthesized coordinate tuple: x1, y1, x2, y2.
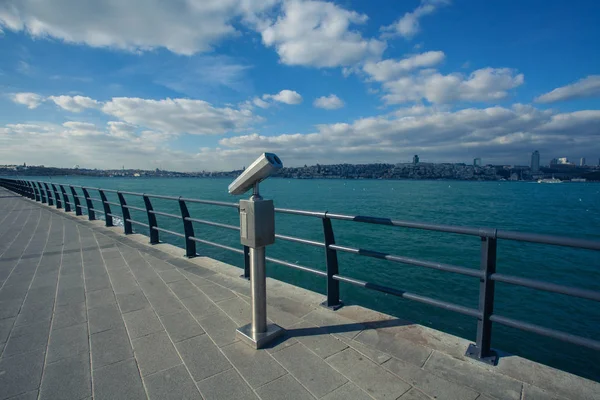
(236, 184, 283, 349)
(250, 247, 267, 334)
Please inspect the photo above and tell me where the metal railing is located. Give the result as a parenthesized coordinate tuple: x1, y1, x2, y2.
(1, 177, 599, 365)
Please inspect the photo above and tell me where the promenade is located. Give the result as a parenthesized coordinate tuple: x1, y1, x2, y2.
(0, 186, 598, 400)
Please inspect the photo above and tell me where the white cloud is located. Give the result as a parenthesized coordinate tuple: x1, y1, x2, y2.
(0, 0, 277, 55)
(2, 104, 600, 170)
(259, 0, 386, 67)
(214, 104, 600, 166)
(11, 92, 44, 109)
(102, 97, 257, 135)
(62, 121, 102, 136)
(107, 121, 137, 139)
(535, 75, 600, 103)
(382, 0, 450, 39)
(314, 94, 344, 109)
(382, 67, 524, 104)
(0, 121, 194, 170)
(263, 90, 303, 105)
(363, 51, 445, 81)
(49, 95, 101, 112)
(252, 97, 271, 109)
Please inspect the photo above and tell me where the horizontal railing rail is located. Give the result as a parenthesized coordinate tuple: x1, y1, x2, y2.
(1, 177, 598, 367)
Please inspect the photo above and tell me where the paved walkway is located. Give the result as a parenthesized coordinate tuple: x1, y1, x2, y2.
(0, 187, 598, 400)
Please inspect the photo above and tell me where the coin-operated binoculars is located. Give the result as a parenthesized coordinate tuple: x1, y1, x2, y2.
(228, 153, 283, 348)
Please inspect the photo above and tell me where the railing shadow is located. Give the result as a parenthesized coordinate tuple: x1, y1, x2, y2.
(265, 317, 413, 350)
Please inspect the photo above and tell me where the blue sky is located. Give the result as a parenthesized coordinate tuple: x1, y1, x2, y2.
(1, 0, 599, 170)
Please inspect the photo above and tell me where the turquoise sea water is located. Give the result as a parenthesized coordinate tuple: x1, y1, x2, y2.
(30, 176, 600, 380)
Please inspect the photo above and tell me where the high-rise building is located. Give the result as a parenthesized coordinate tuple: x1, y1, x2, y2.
(473, 157, 482, 167)
(580, 157, 586, 167)
(558, 157, 569, 165)
(413, 155, 419, 165)
(531, 150, 540, 173)
(550, 158, 558, 166)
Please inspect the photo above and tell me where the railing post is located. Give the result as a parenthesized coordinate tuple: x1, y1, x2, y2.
(81, 187, 95, 220)
(29, 181, 39, 201)
(43, 183, 54, 206)
(38, 182, 47, 204)
(51, 184, 62, 209)
(466, 232, 498, 365)
(98, 189, 113, 227)
(70, 186, 82, 216)
(178, 198, 196, 257)
(321, 215, 343, 310)
(143, 194, 159, 244)
(117, 192, 133, 234)
(59, 185, 71, 212)
(242, 246, 251, 280)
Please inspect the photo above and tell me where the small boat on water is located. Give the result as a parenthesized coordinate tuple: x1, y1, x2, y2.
(538, 176, 562, 183)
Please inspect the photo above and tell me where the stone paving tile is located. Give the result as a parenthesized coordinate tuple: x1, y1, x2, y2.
(267, 295, 314, 319)
(6, 390, 39, 400)
(90, 327, 134, 370)
(423, 351, 522, 400)
(47, 322, 89, 364)
(398, 388, 432, 400)
(93, 358, 147, 400)
(39, 352, 92, 400)
(303, 309, 366, 340)
(198, 310, 239, 348)
(266, 305, 303, 328)
(287, 320, 348, 359)
(57, 274, 84, 290)
(522, 384, 562, 400)
(221, 341, 287, 389)
(0, 299, 23, 320)
(255, 374, 314, 400)
(326, 348, 411, 400)
(335, 334, 391, 364)
(14, 301, 54, 326)
(145, 293, 185, 316)
(383, 357, 479, 400)
(88, 303, 124, 334)
(158, 269, 186, 283)
(55, 286, 86, 307)
(123, 308, 164, 339)
(180, 293, 219, 320)
(183, 273, 236, 302)
(0, 317, 15, 344)
(167, 279, 200, 299)
(3, 320, 51, 357)
(320, 382, 373, 400)
(86, 288, 117, 310)
(132, 330, 181, 376)
(272, 342, 348, 398)
(197, 368, 258, 400)
(175, 334, 232, 382)
(0, 349, 45, 400)
(216, 296, 250, 325)
(52, 302, 87, 330)
(84, 276, 112, 292)
(116, 289, 151, 314)
(144, 364, 201, 400)
(160, 310, 205, 343)
(353, 328, 432, 368)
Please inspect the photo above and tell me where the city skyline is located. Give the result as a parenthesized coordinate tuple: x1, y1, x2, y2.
(1, 1, 600, 170)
